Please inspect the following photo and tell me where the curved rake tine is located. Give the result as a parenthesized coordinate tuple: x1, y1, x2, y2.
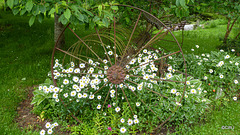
(93, 81, 110, 95)
(58, 72, 106, 76)
(129, 75, 184, 83)
(95, 27, 113, 66)
(127, 50, 181, 72)
(125, 79, 176, 102)
(121, 87, 134, 116)
(68, 27, 109, 68)
(122, 81, 162, 121)
(56, 47, 105, 71)
(58, 97, 82, 123)
(119, 11, 142, 66)
(114, 15, 117, 64)
(124, 28, 168, 65)
(101, 87, 111, 111)
(115, 85, 118, 102)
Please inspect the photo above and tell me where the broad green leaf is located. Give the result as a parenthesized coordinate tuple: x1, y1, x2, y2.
(98, 5, 102, 16)
(85, 10, 94, 17)
(32, 5, 40, 16)
(48, 8, 55, 15)
(7, 0, 14, 9)
(180, 0, 186, 6)
(102, 17, 109, 27)
(93, 16, 100, 22)
(14, 0, 18, 5)
(59, 14, 68, 25)
(26, 1, 34, 12)
(20, 9, 26, 15)
(111, 6, 118, 10)
(38, 13, 44, 23)
(12, 8, 19, 15)
(76, 12, 84, 22)
(176, 0, 180, 6)
(39, 5, 46, 13)
(64, 8, 71, 20)
(29, 16, 36, 26)
(71, 5, 79, 12)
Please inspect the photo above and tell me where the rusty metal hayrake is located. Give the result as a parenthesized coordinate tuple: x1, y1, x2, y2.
(51, 5, 187, 131)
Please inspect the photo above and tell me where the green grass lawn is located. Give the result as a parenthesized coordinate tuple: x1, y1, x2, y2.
(0, 11, 239, 134)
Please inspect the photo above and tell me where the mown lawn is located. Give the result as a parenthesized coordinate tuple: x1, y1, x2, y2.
(0, 11, 239, 134)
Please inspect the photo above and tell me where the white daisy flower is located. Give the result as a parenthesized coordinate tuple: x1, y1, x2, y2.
(40, 129, 45, 135)
(186, 81, 190, 85)
(196, 45, 199, 48)
(234, 80, 238, 84)
(120, 118, 125, 123)
(171, 89, 177, 94)
(63, 79, 69, 85)
(190, 89, 197, 94)
(45, 122, 51, 128)
(120, 127, 126, 133)
(233, 97, 237, 101)
(225, 55, 230, 59)
(89, 94, 94, 99)
(63, 93, 68, 98)
(79, 63, 85, 68)
(110, 89, 115, 94)
(133, 115, 137, 119)
(47, 129, 53, 134)
(235, 62, 239, 66)
(219, 74, 224, 79)
(191, 49, 194, 51)
(97, 104, 101, 109)
(127, 119, 133, 126)
(176, 102, 182, 106)
(108, 51, 113, 55)
(209, 69, 213, 73)
(204, 76, 208, 80)
(82, 93, 88, 98)
(134, 118, 139, 124)
(115, 107, 121, 112)
(52, 93, 58, 99)
(97, 95, 101, 100)
(70, 91, 76, 97)
(136, 102, 140, 107)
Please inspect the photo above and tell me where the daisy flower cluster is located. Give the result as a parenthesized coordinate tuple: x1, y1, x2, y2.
(40, 122, 58, 135)
(119, 115, 139, 133)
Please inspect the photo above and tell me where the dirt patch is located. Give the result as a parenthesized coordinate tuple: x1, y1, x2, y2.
(15, 87, 70, 134)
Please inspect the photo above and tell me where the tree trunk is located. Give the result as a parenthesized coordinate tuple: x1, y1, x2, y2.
(54, 13, 65, 48)
(223, 18, 231, 44)
(223, 17, 239, 44)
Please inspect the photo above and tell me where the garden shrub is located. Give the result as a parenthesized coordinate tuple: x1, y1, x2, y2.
(31, 48, 215, 134)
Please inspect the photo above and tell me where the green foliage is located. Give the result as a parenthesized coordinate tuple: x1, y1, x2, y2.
(6, 0, 118, 27)
(218, 39, 240, 56)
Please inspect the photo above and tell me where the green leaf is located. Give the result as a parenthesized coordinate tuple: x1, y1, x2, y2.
(39, 5, 46, 13)
(64, 8, 71, 20)
(111, 6, 118, 10)
(180, 0, 186, 6)
(14, 0, 18, 5)
(7, 0, 14, 9)
(93, 16, 100, 22)
(48, 8, 55, 15)
(26, 0, 34, 12)
(176, 0, 180, 6)
(20, 9, 26, 15)
(98, 5, 102, 16)
(71, 5, 79, 12)
(29, 16, 36, 26)
(12, 8, 19, 15)
(76, 12, 84, 22)
(102, 17, 109, 27)
(58, 14, 68, 25)
(38, 14, 44, 23)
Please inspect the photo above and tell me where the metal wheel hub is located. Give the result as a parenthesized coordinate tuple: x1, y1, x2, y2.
(107, 65, 126, 84)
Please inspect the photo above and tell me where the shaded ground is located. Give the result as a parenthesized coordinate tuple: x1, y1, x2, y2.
(15, 87, 70, 134)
